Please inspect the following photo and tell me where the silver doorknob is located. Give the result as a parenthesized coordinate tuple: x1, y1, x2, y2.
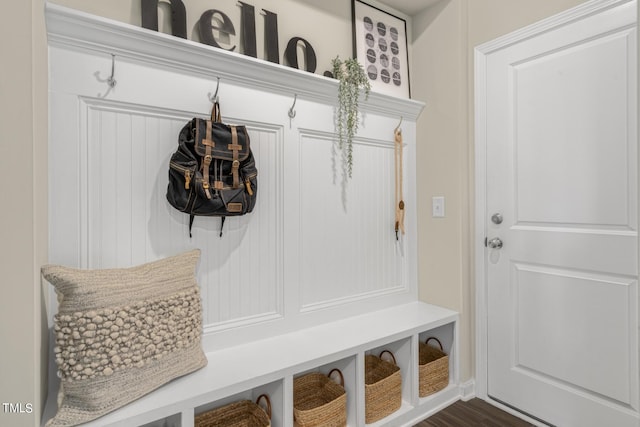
(487, 237, 503, 249)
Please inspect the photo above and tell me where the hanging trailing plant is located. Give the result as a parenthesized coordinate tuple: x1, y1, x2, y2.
(332, 56, 371, 178)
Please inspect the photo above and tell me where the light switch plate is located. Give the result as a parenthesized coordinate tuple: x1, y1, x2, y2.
(432, 196, 445, 218)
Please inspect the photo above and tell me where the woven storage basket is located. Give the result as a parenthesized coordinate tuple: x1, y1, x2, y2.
(418, 337, 449, 397)
(293, 368, 347, 427)
(364, 350, 402, 424)
(195, 394, 271, 427)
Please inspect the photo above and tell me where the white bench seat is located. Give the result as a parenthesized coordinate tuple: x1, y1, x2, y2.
(42, 302, 459, 427)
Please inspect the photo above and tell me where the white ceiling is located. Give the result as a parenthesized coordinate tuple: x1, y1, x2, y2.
(378, 0, 442, 16)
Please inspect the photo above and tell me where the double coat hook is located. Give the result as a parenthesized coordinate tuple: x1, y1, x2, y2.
(287, 94, 298, 129)
(106, 54, 117, 88)
(288, 94, 297, 119)
(95, 54, 117, 98)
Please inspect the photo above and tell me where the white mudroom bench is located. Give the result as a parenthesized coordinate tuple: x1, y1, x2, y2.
(43, 302, 459, 427)
(43, 4, 460, 426)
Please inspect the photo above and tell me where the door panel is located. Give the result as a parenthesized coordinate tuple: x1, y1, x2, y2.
(514, 263, 634, 404)
(483, 1, 639, 426)
(513, 32, 634, 228)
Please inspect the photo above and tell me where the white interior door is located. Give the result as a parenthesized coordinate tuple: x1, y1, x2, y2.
(480, 1, 639, 426)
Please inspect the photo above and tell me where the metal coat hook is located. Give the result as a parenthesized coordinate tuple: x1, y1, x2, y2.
(107, 54, 117, 88)
(395, 116, 403, 133)
(288, 94, 297, 119)
(95, 54, 117, 97)
(208, 77, 220, 103)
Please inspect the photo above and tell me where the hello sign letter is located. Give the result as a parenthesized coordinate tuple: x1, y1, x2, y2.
(141, 0, 317, 73)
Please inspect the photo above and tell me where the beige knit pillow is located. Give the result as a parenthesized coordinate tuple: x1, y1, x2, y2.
(42, 249, 208, 427)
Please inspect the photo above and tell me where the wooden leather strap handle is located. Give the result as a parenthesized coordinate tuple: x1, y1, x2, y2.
(256, 394, 271, 419)
(425, 337, 444, 351)
(211, 101, 222, 122)
(379, 350, 397, 366)
(394, 128, 405, 238)
(328, 368, 345, 387)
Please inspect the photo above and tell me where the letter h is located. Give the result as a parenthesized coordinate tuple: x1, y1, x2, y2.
(141, 0, 187, 39)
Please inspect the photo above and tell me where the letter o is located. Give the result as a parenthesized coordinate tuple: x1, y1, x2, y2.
(284, 37, 317, 73)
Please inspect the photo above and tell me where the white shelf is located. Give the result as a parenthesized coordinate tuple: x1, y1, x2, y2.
(44, 2, 425, 121)
(43, 302, 459, 426)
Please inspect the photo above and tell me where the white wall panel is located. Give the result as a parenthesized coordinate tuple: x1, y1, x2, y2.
(298, 130, 405, 310)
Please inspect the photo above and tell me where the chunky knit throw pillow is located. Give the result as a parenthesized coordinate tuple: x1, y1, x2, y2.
(42, 250, 208, 427)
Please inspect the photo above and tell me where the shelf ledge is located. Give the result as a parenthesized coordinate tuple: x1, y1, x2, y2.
(45, 2, 425, 121)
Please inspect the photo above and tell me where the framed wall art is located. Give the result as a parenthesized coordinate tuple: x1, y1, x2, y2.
(352, 0, 410, 98)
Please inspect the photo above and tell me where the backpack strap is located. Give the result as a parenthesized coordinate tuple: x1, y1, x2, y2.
(201, 120, 214, 200)
(229, 126, 242, 188)
(219, 216, 226, 237)
(201, 102, 222, 199)
(189, 214, 195, 238)
(189, 215, 225, 238)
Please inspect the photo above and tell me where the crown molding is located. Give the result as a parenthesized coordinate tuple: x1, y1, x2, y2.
(45, 2, 425, 120)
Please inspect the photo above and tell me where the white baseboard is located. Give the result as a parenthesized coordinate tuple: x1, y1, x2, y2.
(460, 379, 476, 401)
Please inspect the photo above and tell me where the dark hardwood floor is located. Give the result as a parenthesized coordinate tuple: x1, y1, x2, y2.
(415, 398, 535, 427)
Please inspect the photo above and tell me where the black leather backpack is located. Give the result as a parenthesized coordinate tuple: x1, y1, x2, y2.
(166, 102, 257, 236)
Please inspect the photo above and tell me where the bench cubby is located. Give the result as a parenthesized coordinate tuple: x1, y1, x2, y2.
(365, 336, 414, 420)
(193, 380, 284, 427)
(294, 356, 357, 426)
(417, 323, 456, 404)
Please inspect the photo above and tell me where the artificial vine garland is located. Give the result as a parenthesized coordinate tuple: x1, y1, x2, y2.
(332, 56, 371, 178)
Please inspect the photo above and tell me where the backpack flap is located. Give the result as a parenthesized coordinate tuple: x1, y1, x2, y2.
(193, 118, 251, 162)
(193, 118, 251, 194)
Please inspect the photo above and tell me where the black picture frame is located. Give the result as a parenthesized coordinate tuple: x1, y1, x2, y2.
(352, 0, 411, 98)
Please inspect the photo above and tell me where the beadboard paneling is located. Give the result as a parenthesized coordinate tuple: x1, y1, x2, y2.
(298, 130, 405, 311)
(51, 98, 284, 332)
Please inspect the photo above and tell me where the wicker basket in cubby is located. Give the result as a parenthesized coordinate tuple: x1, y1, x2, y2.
(364, 350, 402, 423)
(195, 394, 271, 427)
(418, 337, 449, 397)
(293, 368, 347, 427)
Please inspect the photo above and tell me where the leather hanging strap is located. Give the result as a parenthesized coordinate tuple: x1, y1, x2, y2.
(228, 126, 242, 188)
(211, 101, 221, 122)
(394, 128, 405, 240)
